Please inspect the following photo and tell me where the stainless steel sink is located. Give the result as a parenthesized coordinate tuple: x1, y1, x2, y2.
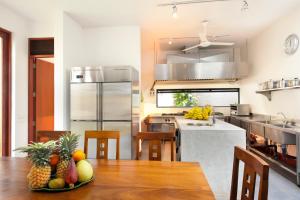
(264, 127, 296, 145)
(271, 124, 293, 128)
(256, 120, 294, 129)
(253, 120, 296, 144)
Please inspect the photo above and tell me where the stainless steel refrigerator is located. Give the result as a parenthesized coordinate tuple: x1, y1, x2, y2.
(70, 66, 139, 159)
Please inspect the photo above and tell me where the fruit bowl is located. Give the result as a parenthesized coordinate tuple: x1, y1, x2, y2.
(30, 176, 94, 192)
(15, 134, 94, 192)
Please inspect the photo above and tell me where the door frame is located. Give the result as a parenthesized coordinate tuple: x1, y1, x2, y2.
(0, 27, 12, 156)
(28, 54, 54, 143)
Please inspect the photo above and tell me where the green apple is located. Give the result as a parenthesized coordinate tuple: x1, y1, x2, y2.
(76, 160, 93, 182)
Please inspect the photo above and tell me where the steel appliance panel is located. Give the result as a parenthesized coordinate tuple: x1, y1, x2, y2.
(102, 82, 132, 120)
(103, 66, 132, 82)
(102, 122, 132, 160)
(70, 121, 97, 158)
(71, 83, 98, 121)
(70, 66, 103, 83)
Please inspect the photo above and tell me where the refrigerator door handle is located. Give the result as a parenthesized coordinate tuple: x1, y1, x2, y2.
(96, 84, 99, 122)
(97, 83, 103, 130)
(102, 120, 132, 122)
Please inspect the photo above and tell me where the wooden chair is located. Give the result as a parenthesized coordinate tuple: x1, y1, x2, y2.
(230, 146, 269, 200)
(84, 130, 120, 160)
(136, 131, 176, 161)
(36, 131, 70, 142)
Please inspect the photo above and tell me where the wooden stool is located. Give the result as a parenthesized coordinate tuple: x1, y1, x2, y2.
(136, 132, 176, 161)
(230, 146, 269, 200)
(84, 130, 120, 160)
(36, 131, 70, 142)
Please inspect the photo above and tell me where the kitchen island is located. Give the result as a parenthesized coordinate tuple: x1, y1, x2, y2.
(176, 116, 246, 200)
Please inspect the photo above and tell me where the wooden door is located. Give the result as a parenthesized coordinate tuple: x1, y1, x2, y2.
(0, 28, 11, 156)
(35, 59, 54, 132)
(0, 36, 2, 155)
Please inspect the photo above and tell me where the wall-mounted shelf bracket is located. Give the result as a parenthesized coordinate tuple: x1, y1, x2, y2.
(256, 85, 300, 101)
(150, 81, 157, 96)
(256, 91, 272, 101)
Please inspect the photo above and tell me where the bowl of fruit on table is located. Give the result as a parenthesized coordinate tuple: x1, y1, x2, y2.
(16, 134, 94, 192)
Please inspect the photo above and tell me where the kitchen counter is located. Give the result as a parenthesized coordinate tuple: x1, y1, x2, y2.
(230, 114, 271, 122)
(231, 115, 300, 135)
(229, 115, 300, 186)
(176, 117, 244, 132)
(175, 116, 246, 199)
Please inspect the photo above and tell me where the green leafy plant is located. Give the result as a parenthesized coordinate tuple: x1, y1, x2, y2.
(173, 93, 198, 107)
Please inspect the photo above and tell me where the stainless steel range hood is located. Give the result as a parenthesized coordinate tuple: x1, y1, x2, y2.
(150, 40, 249, 95)
(155, 62, 248, 81)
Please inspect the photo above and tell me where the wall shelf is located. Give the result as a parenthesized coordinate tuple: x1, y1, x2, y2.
(256, 86, 300, 101)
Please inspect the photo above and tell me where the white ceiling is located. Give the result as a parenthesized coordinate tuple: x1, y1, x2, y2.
(1, 0, 300, 40)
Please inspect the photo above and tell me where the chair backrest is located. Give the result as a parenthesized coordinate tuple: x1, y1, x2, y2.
(136, 131, 176, 161)
(84, 130, 120, 160)
(230, 146, 269, 200)
(36, 131, 70, 142)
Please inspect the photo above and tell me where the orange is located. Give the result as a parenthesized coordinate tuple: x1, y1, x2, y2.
(72, 150, 86, 162)
(50, 154, 60, 166)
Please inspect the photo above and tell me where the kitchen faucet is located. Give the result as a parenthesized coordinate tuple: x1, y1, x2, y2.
(277, 112, 288, 125)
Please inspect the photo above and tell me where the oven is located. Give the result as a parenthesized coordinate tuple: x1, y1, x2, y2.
(146, 116, 176, 132)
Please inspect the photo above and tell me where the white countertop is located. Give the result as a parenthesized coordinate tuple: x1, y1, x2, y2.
(175, 116, 245, 132)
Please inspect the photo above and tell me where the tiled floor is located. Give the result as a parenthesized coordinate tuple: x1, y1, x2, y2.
(140, 141, 300, 199)
(263, 169, 300, 200)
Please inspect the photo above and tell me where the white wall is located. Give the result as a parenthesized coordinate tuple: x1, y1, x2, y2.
(240, 6, 300, 119)
(83, 26, 141, 71)
(53, 11, 64, 131)
(29, 21, 55, 38)
(0, 4, 30, 156)
(62, 13, 84, 130)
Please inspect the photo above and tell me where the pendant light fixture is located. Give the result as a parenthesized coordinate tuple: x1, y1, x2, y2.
(241, 0, 249, 11)
(172, 4, 178, 18)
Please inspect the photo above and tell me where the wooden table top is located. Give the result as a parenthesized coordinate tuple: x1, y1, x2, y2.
(0, 157, 215, 200)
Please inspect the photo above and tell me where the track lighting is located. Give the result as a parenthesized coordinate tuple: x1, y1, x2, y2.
(158, 0, 250, 17)
(172, 5, 178, 18)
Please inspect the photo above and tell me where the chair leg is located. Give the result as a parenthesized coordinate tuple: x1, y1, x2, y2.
(84, 138, 88, 157)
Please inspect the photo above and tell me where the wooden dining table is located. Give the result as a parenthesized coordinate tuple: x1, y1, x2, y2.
(0, 157, 215, 200)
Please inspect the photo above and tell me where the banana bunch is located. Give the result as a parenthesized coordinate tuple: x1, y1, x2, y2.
(184, 105, 213, 120)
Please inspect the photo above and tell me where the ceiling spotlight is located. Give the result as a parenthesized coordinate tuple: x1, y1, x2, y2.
(241, 0, 249, 11)
(172, 5, 178, 18)
(168, 39, 173, 45)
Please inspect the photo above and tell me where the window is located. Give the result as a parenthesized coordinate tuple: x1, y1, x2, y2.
(156, 88, 240, 108)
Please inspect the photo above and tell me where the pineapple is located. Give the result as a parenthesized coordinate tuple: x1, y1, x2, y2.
(56, 133, 80, 178)
(15, 141, 56, 189)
